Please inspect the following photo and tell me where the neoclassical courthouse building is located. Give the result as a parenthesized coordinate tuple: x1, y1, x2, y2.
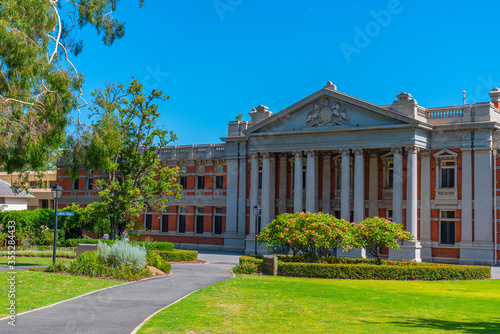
(58, 82, 500, 265)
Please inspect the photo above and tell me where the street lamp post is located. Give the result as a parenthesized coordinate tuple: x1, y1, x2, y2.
(253, 204, 261, 255)
(51, 184, 63, 264)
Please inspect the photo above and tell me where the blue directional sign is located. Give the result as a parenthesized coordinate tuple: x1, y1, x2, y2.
(57, 212, 75, 216)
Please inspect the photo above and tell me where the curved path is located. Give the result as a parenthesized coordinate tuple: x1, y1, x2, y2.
(0, 251, 241, 334)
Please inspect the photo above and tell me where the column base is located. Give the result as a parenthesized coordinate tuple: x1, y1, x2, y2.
(459, 241, 494, 265)
(389, 241, 422, 262)
(342, 248, 366, 259)
(222, 232, 246, 252)
(244, 235, 271, 255)
(420, 240, 432, 263)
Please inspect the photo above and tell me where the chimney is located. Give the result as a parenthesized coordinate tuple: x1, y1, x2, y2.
(488, 87, 500, 108)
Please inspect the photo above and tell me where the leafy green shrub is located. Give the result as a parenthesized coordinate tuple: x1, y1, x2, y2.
(146, 251, 172, 273)
(239, 256, 263, 272)
(349, 217, 414, 263)
(157, 250, 198, 262)
(232, 262, 259, 274)
(0, 250, 76, 258)
(68, 250, 150, 280)
(68, 252, 106, 277)
(134, 241, 174, 252)
(43, 261, 70, 273)
(98, 240, 147, 271)
(278, 262, 491, 280)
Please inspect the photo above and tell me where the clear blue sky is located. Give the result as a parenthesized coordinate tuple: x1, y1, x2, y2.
(71, 0, 500, 145)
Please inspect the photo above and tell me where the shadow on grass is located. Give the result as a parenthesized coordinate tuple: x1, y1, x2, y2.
(385, 318, 500, 333)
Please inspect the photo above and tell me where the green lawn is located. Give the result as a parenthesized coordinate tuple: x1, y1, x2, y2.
(0, 257, 74, 266)
(138, 275, 500, 334)
(0, 271, 124, 318)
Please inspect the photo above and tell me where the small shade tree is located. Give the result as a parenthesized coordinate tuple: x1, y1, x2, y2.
(349, 217, 414, 264)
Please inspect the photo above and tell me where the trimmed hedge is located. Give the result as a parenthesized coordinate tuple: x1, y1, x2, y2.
(0, 250, 77, 258)
(147, 251, 172, 273)
(238, 256, 491, 280)
(157, 250, 198, 262)
(65, 239, 174, 251)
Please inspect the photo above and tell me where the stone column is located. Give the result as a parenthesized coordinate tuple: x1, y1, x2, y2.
(459, 148, 473, 264)
(294, 152, 303, 213)
(306, 151, 316, 213)
(315, 155, 320, 212)
(340, 149, 351, 221)
(249, 153, 259, 235)
(225, 158, 238, 235)
(245, 153, 260, 255)
(237, 157, 247, 235)
(392, 147, 403, 225)
(353, 149, 365, 223)
(368, 151, 379, 217)
(322, 153, 331, 214)
(390, 146, 421, 262)
(472, 148, 494, 264)
(261, 153, 271, 230)
(278, 154, 287, 214)
(420, 150, 432, 262)
(406, 146, 418, 238)
(269, 154, 276, 223)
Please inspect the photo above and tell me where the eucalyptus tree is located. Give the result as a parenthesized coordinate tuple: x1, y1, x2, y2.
(0, 0, 145, 176)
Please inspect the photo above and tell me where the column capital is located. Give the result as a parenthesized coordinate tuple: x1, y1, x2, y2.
(391, 147, 403, 155)
(406, 146, 420, 155)
(305, 151, 316, 158)
(269, 153, 276, 161)
(369, 150, 379, 158)
(293, 151, 303, 158)
(461, 148, 473, 153)
(278, 153, 288, 160)
(261, 152, 271, 159)
(250, 153, 259, 160)
(340, 148, 350, 156)
(420, 149, 430, 157)
(322, 152, 332, 159)
(353, 148, 364, 156)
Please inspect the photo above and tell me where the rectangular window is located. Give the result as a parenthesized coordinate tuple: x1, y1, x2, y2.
(87, 178, 93, 190)
(30, 181, 37, 188)
(179, 176, 187, 189)
(0, 197, 5, 204)
(49, 181, 57, 188)
(41, 199, 49, 209)
(440, 160, 455, 188)
(178, 207, 186, 233)
(214, 207, 223, 235)
(145, 215, 152, 230)
(215, 175, 223, 189)
(387, 161, 394, 189)
(196, 207, 204, 234)
(334, 211, 341, 219)
(387, 209, 393, 220)
(73, 179, 79, 190)
(440, 210, 455, 245)
(197, 176, 205, 190)
(161, 215, 169, 233)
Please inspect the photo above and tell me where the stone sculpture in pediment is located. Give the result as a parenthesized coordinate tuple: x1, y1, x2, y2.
(305, 98, 349, 127)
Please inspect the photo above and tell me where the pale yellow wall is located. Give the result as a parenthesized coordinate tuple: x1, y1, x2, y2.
(0, 171, 57, 210)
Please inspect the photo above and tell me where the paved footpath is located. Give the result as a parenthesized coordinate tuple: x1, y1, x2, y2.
(0, 252, 241, 334)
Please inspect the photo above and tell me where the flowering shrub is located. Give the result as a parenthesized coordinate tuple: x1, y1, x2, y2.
(39, 225, 54, 246)
(257, 212, 351, 261)
(349, 217, 414, 264)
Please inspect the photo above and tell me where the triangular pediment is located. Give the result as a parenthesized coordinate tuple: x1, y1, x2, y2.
(244, 88, 420, 136)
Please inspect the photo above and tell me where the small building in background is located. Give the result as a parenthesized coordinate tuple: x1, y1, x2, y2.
(0, 171, 57, 210)
(0, 179, 34, 212)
